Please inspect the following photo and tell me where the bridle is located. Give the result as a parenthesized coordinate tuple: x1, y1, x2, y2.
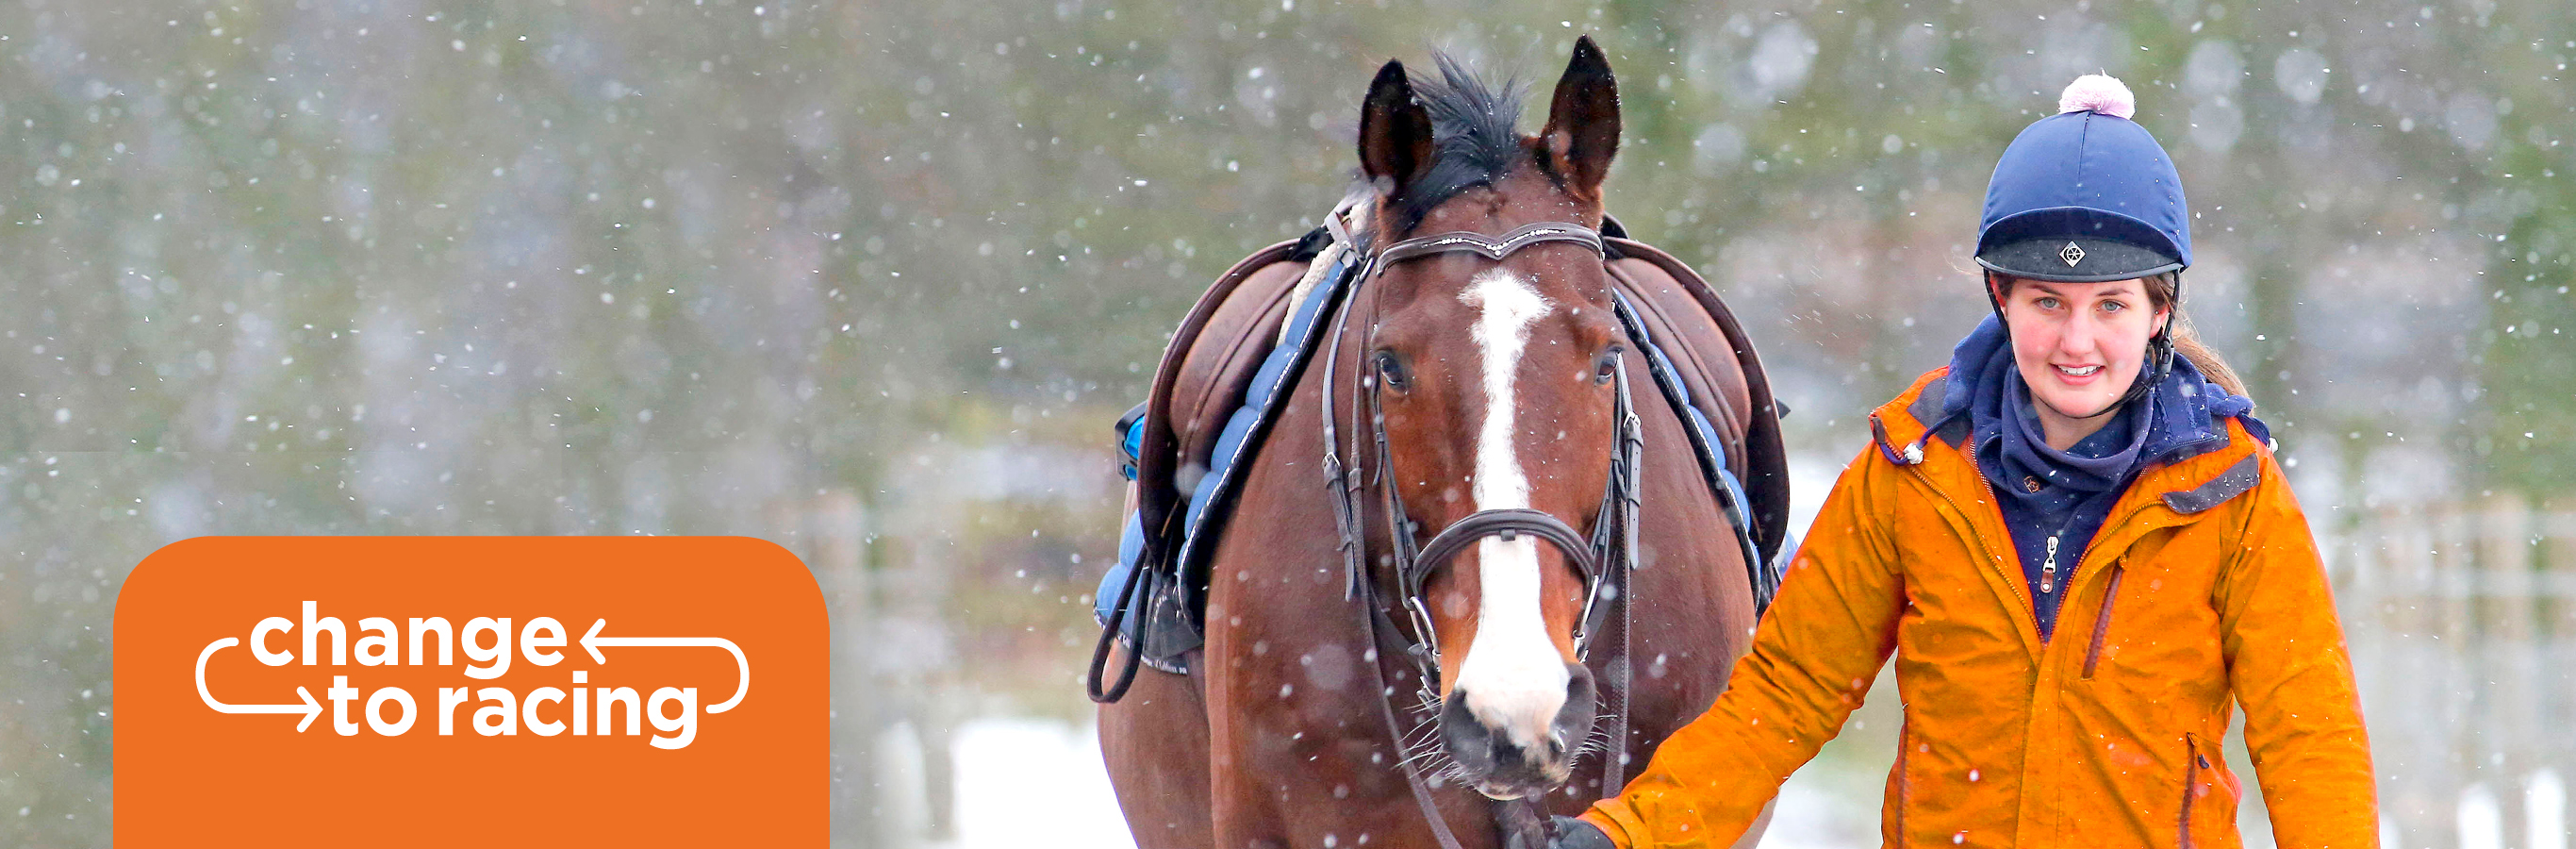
(1316, 213, 1644, 849)
(1321, 219, 1641, 679)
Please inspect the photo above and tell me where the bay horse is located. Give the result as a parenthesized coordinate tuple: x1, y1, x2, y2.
(1098, 39, 1777, 849)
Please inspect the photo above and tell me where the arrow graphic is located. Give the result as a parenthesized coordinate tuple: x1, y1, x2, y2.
(196, 638, 322, 732)
(580, 619, 751, 714)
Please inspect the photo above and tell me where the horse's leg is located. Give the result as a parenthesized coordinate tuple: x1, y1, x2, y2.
(1098, 644, 1216, 849)
(1202, 578, 1290, 849)
(1205, 626, 1428, 849)
(1203, 530, 1508, 849)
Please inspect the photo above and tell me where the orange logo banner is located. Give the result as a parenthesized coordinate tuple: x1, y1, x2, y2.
(114, 537, 827, 846)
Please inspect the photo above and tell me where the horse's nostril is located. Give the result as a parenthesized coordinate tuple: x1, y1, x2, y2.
(1552, 662, 1599, 762)
(1565, 668, 1595, 707)
(1438, 691, 1499, 773)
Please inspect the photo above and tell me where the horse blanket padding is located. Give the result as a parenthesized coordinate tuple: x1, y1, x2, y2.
(1098, 223, 1788, 675)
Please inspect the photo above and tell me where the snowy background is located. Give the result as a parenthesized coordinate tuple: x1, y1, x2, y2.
(3, 1, 2572, 846)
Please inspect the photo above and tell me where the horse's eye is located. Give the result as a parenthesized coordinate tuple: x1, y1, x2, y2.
(1593, 346, 1624, 385)
(1375, 350, 1409, 391)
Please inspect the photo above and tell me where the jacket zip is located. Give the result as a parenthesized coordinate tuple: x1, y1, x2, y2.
(1893, 721, 1911, 847)
(2178, 754, 2196, 849)
(2040, 535, 2060, 594)
(2034, 509, 2079, 641)
(2081, 564, 2125, 679)
(2178, 743, 2207, 849)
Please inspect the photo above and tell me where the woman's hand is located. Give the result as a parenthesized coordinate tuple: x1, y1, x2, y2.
(1507, 816, 1615, 849)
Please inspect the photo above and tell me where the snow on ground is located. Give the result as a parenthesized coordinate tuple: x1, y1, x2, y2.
(947, 717, 1135, 849)
(943, 715, 1868, 849)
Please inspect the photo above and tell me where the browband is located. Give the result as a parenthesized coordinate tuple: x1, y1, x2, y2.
(1374, 221, 1606, 267)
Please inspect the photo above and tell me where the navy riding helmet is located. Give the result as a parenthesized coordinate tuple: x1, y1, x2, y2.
(1976, 74, 2190, 406)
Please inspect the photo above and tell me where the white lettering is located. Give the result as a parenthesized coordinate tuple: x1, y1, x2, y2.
(648, 687, 699, 750)
(520, 617, 566, 667)
(302, 600, 345, 666)
(523, 687, 568, 737)
(472, 687, 519, 736)
(461, 617, 513, 679)
(252, 616, 295, 666)
(367, 686, 417, 736)
(355, 617, 399, 666)
(438, 686, 470, 736)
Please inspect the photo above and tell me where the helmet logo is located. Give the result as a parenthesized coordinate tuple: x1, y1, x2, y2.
(2058, 241, 2086, 267)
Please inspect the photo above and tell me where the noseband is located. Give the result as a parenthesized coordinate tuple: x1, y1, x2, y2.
(1316, 214, 1645, 842)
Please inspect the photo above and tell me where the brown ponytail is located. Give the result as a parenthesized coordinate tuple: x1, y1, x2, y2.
(2141, 273, 2250, 400)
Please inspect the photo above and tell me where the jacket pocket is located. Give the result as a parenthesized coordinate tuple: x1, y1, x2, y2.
(2081, 564, 2125, 679)
(2179, 733, 2243, 849)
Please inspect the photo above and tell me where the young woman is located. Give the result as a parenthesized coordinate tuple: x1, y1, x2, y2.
(1554, 76, 2375, 849)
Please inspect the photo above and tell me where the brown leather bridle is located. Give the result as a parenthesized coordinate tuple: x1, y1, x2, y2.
(1319, 220, 1639, 677)
(1315, 216, 1644, 849)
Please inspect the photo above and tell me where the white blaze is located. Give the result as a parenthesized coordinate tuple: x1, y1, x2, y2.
(1450, 268, 1568, 754)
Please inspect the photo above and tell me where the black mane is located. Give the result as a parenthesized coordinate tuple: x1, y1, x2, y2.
(1392, 54, 1527, 232)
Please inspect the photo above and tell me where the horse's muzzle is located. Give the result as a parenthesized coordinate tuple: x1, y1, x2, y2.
(1438, 661, 1598, 800)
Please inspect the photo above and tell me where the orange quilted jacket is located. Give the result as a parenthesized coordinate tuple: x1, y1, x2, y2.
(1581, 368, 2375, 849)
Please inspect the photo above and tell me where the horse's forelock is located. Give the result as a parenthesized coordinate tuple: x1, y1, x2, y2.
(1387, 54, 1530, 233)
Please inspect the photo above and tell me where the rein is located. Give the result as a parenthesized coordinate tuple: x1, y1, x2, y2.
(1317, 214, 1643, 849)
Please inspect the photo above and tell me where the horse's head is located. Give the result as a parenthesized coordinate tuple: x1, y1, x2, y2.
(1355, 38, 1624, 801)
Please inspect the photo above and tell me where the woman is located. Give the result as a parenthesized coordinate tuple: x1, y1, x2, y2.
(1554, 75, 2375, 849)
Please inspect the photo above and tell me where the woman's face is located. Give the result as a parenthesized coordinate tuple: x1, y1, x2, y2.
(1993, 276, 2171, 427)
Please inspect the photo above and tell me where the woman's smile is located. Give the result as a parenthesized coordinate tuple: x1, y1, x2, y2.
(2051, 363, 2105, 382)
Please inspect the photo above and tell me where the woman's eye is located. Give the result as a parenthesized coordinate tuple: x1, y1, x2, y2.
(2100, 300, 2126, 313)
(2034, 296, 2061, 310)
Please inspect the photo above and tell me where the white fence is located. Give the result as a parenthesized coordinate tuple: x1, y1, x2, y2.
(2333, 495, 2576, 849)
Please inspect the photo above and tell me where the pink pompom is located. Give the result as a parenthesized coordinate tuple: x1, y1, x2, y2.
(2057, 74, 2137, 120)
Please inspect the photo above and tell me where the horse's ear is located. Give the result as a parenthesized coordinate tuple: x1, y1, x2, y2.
(1541, 36, 1620, 195)
(1358, 59, 1434, 192)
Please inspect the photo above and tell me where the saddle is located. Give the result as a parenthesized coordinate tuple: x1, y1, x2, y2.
(1095, 216, 1789, 683)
